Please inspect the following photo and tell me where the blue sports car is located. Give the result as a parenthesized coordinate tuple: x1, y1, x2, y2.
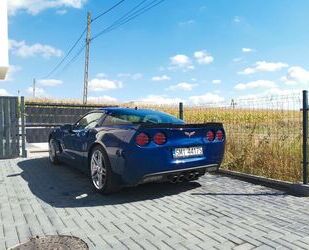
(49, 107, 225, 193)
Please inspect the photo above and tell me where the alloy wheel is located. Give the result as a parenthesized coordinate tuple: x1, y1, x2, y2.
(49, 140, 56, 162)
(91, 150, 107, 189)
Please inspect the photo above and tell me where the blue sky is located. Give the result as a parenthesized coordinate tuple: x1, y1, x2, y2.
(3, 0, 309, 104)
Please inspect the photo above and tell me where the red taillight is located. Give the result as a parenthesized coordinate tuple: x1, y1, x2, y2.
(206, 131, 215, 141)
(153, 132, 167, 145)
(216, 130, 224, 141)
(135, 132, 150, 146)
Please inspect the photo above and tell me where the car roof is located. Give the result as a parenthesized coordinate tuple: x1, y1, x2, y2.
(99, 107, 162, 114)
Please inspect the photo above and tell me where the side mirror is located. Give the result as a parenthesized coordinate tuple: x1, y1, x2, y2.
(61, 124, 73, 132)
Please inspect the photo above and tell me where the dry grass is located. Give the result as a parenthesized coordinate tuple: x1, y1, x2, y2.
(25, 97, 117, 106)
(26, 97, 303, 182)
(140, 105, 303, 183)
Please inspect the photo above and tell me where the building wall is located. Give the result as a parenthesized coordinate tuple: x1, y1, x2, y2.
(0, 0, 9, 80)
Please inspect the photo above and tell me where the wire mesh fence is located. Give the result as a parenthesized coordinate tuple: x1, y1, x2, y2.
(23, 93, 304, 183)
(136, 93, 303, 183)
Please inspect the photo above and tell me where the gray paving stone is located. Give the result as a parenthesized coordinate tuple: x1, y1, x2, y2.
(254, 244, 275, 250)
(1, 157, 309, 250)
(233, 242, 255, 250)
(214, 241, 237, 250)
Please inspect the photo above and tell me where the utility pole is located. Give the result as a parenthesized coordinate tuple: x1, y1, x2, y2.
(83, 12, 91, 105)
(231, 99, 236, 109)
(33, 78, 36, 98)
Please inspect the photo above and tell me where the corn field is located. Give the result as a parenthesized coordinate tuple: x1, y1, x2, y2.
(132, 94, 303, 183)
(27, 93, 303, 183)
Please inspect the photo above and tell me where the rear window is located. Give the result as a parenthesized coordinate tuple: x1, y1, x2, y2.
(103, 109, 184, 125)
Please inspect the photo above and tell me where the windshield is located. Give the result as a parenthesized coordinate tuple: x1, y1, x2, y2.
(104, 109, 184, 125)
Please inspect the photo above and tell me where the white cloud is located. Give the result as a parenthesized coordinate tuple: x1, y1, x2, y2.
(0, 89, 10, 96)
(212, 80, 221, 84)
(234, 16, 241, 23)
(26, 86, 47, 97)
(167, 82, 197, 91)
(189, 93, 224, 105)
(131, 73, 143, 80)
(170, 54, 191, 66)
(9, 40, 62, 58)
(265, 88, 301, 96)
(89, 78, 122, 92)
(3, 65, 22, 81)
(281, 66, 309, 86)
(236, 88, 302, 100)
(233, 57, 243, 63)
(8, 0, 87, 15)
(169, 54, 194, 70)
(238, 61, 288, 75)
(168, 51, 213, 71)
(234, 80, 277, 90)
(242, 48, 254, 53)
(96, 73, 107, 78)
(88, 95, 118, 103)
(117, 73, 143, 80)
(38, 79, 63, 86)
(194, 50, 214, 65)
(151, 75, 171, 81)
(56, 9, 67, 15)
(136, 95, 182, 105)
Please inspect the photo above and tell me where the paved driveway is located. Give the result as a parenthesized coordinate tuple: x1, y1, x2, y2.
(1, 157, 309, 249)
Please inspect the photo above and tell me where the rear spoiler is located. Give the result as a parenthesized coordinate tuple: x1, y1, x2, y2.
(138, 122, 223, 129)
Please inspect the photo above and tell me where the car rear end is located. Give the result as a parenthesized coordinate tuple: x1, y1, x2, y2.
(122, 123, 225, 185)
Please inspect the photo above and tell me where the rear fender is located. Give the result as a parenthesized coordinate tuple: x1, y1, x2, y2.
(87, 141, 109, 165)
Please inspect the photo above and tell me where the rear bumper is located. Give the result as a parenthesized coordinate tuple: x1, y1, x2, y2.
(140, 164, 219, 184)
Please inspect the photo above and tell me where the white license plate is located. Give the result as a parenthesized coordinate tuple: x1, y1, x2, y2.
(173, 147, 203, 158)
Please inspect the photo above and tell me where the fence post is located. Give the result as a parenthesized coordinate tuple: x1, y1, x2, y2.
(303, 90, 308, 184)
(179, 102, 184, 120)
(20, 96, 27, 158)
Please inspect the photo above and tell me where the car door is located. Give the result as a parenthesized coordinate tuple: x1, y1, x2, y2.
(62, 111, 105, 169)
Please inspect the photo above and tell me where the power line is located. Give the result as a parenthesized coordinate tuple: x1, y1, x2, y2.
(39, 0, 166, 102)
(101, 0, 148, 27)
(41, 27, 86, 79)
(92, 0, 166, 41)
(91, 0, 127, 22)
(92, 0, 165, 41)
(41, 1, 127, 79)
(54, 44, 86, 77)
(108, 0, 166, 32)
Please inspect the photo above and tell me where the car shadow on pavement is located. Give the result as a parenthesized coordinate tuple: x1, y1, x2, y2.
(17, 157, 201, 208)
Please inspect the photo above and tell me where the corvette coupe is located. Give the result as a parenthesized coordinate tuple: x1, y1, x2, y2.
(49, 107, 225, 193)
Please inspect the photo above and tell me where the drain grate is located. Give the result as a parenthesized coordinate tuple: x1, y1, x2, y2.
(9, 235, 89, 250)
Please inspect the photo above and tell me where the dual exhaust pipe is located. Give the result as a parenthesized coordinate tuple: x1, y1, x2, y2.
(169, 172, 200, 183)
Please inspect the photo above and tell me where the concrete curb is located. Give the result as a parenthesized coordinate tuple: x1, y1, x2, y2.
(29, 149, 49, 153)
(218, 169, 309, 197)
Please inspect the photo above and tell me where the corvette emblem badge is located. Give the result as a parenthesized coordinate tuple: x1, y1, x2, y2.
(184, 131, 196, 138)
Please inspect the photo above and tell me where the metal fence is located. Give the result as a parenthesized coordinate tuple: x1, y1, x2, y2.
(6, 91, 306, 183)
(0, 96, 23, 158)
(24, 102, 116, 143)
(183, 94, 303, 183)
(138, 92, 305, 183)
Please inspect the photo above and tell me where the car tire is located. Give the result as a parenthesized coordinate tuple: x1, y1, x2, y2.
(49, 139, 60, 165)
(89, 145, 119, 194)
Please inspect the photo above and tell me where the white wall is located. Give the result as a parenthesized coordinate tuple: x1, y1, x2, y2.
(0, 0, 9, 80)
